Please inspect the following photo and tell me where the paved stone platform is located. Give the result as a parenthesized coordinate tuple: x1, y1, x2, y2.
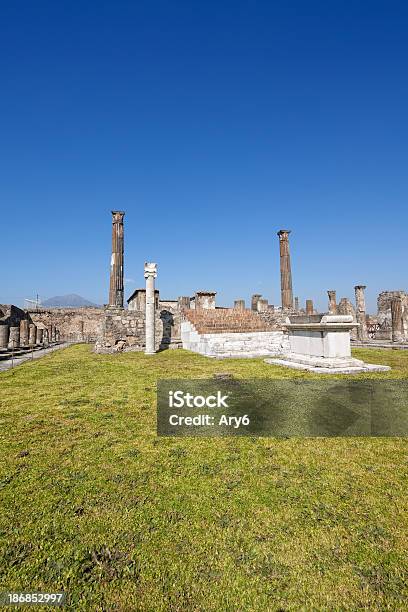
(265, 354, 391, 374)
(0, 343, 70, 372)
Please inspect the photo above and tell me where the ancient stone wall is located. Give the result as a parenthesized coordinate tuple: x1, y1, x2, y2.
(28, 308, 105, 342)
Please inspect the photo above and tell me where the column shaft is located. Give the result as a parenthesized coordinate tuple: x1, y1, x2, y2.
(277, 230, 293, 309)
(144, 263, 158, 354)
(109, 211, 125, 307)
(354, 285, 368, 341)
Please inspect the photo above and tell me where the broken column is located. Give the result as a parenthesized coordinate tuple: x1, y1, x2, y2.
(43, 328, 49, 346)
(8, 327, 20, 349)
(0, 324, 9, 349)
(257, 298, 269, 312)
(29, 324, 37, 346)
(391, 298, 404, 343)
(327, 290, 337, 315)
(306, 300, 314, 315)
(109, 210, 125, 307)
(354, 285, 368, 341)
(277, 229, 294, 310)
(234, 299, 245, 311)
(195, 291, 216, 310)
(251, 294, 262, 312)
(144, 262, 158, 355)
(294, 296, 299, 312)
(36, 327, 43, 345)
(20, 319, 29, 346)
(178, 296, 191, 310)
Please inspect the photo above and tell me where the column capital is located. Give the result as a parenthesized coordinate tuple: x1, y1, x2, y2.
(354, 285, 366, 291)
(111, 211, 125, 223)
(277, 229, 291, 239)
(144, 262, 158, 279)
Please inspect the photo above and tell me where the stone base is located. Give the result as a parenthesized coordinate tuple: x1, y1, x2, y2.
(264, 353, 391, 374)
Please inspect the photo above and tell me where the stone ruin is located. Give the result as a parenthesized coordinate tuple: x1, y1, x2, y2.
(1, 211, 406, 363)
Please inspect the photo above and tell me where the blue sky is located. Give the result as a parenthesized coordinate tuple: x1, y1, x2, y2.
(1, 1, 407, 312)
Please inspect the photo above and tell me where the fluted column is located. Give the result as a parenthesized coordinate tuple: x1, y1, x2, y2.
(144, 262, 158, 355)
(277, 230, 293, 309)
(354, 285, 368, 341)
(109, 211, 125, 307)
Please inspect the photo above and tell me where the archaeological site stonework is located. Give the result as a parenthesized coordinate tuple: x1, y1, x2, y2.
(1, 213, 406, 361)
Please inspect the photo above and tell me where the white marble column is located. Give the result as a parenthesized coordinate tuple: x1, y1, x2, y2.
(354, 285, 368, 341)
(144, 262, 158, 355)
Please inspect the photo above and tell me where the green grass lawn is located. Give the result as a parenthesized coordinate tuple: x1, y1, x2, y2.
(1, 346, 407, 611)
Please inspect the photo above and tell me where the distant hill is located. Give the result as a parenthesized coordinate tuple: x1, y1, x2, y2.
(42, 294, 100, 308)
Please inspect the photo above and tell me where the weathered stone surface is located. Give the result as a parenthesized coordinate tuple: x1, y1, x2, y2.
(338, 297, 357, 340)
(257, 298, 269, 312)
(294, 296, 299, 312)
(0, 324, 9, 349)
(195, 291, 216, 310)
(306, 300, 314, 315)
(354, 285, 368, 341)
(36, 327, 44, 345)
(109, 211, 125, 307)
(277, 230, 293, 309)
(145, 262, 158, 355)
(234, 299, 245, 310)
(391, 298, 404, 343)
(29, 324, 37, 345)
(8, 326, 20, 349)
(251, 294, 262, 312)
(19, 319, 29, 346)
(327, 290, 337, 315)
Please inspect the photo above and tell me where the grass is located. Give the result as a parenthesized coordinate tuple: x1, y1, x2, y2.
(0, 345, 407, 610)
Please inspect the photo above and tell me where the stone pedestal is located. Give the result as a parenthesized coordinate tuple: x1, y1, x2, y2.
(391, 298, 404, 343)
(109, 211, 125, 307)
(355, 285, 368, 341)
(0, 324, 9, 349)
(144, 262, 158, 355)
(29, 324, 37, 346)
(20, 319, 29, 346)
(8, 327, 20, 349)
(327, 290, 337, 315)
(277, 230, 293, 309)
(265, 315, 390, 374)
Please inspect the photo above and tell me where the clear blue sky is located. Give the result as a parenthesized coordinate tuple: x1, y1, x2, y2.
(1, 1, 407, 312)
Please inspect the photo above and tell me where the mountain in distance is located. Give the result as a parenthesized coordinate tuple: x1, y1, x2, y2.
(41, 294, 100, 308)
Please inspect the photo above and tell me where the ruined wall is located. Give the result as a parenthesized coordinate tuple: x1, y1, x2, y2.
(29, 308, 105, 342)
(376, 291, 408, 340)
(94, 303, 181, 353)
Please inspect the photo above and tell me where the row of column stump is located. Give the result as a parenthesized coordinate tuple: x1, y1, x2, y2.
(0, 320, 61, 360)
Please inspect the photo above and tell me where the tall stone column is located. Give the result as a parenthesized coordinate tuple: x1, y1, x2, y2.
(391, 298, 404, 343)
(234, 299, 245, 311)
(306, 300, 314, 315)
(327, 290, 337, 315)
(144, 262, 158, 355)
(277, 230, 293, 310)
(29, 324, 37, 346)
(0, 324, 9, 349)
(354, 285, 368, 341)
(20, 319, 29, 346)
(43, 328, 49, 346)
(109, 211, 125, 307)
(294, 296, 299, 312)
